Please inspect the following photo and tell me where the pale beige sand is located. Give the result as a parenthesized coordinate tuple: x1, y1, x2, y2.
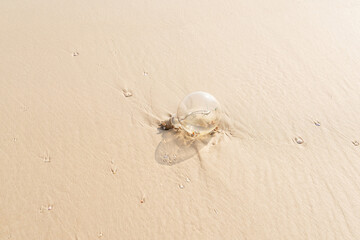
(1, 0, 360, 239)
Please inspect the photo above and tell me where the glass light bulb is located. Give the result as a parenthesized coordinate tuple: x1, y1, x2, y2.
(176, 91, 221, 136)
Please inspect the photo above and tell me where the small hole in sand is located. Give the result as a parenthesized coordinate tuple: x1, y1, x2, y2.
(123, 89, 133, 97)
(295, 137, 304, 144)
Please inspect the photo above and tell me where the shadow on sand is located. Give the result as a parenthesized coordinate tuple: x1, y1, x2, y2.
(155, 129, 213, 166)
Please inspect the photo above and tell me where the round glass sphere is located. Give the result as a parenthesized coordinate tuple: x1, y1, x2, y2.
(177, 91, 221, 136)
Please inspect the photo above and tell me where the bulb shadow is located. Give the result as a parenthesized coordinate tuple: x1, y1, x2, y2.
(155, 129, 213, 166)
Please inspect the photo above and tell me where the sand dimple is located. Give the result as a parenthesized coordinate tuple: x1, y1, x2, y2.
(72, 52, 79, 57)
(111, 167, 117, 174)
(110, 160, 118, 174)
(352, 140, 359, 146)
(314, 121, 321, 126)
(21, 104, 28, 112)
(123, 89, 133, 97)
(162, 153, 169, 162)
(295, 137, 304, 144)
(39, 204, 53, 213)
(42, 153, 51, 163)
(161, 152, 178, 164)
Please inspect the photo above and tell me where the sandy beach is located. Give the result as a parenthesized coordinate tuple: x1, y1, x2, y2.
(1, 0, 360, 239)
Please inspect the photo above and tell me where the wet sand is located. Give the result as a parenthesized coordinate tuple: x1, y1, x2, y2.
(1, 0, 360, 239)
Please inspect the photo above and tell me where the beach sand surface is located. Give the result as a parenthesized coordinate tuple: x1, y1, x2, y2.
(1, 0, 360, 239)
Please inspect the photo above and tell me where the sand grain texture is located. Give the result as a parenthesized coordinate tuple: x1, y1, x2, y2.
(1, 0, 360, 239)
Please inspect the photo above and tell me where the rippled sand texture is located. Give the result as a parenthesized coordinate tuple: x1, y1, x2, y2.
(1, 0, 360, 239)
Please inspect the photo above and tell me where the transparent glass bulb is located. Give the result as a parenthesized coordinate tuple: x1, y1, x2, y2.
(176, 91, 221, 136)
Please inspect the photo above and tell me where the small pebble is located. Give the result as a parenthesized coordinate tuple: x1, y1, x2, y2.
(98, 232, 103, 238)
(314, 121, 321, 126)
(186, 177, 191, 182)
(295, 137, 304, 144)
(140, 197, 145, 203)
(179, 184, 184, 189)
(352, 141, 359, 146)
(143, 71, 148, 76)
(72, 52, 79, 57)
(159, 120, 172, 130)
(47, 205, 53, 210)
